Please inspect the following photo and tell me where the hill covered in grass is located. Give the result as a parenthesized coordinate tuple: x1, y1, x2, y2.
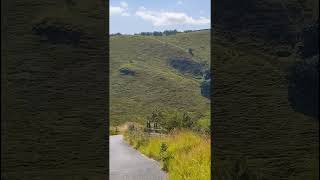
(110, 30, 211, 126)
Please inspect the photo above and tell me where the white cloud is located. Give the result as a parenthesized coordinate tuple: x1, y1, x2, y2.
(120, 1, 128, 8)
(135, 8, 210, 26)
(110, 2, 130, 16)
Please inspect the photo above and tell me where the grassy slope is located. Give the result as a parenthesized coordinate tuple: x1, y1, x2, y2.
(212, 31, 319, 179)
(110, 31, 210, 126)
(153, 30, 211, 64)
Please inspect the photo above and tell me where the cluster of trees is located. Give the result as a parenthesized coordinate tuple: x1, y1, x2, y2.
(184, 29, 210, 33)
(135, 29, 179, 36)
(147, 109, 193, 131)
(110, 29, 210, 37)
(110, 32, 122, 36)
(145, 108, 210, 133)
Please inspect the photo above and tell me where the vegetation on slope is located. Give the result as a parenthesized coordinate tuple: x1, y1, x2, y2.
(110, 30, 210, 126)
(124, 130, 210, 180)
(153, 30, 210, 64)
(120, 108, 211, 179)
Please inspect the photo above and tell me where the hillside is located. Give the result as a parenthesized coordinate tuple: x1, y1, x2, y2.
(110, 30, 211, 126)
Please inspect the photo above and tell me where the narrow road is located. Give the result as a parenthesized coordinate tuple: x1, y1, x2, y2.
(110, 135, 167, 180)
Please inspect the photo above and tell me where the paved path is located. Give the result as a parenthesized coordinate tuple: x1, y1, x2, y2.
(110, 135, 167, 180)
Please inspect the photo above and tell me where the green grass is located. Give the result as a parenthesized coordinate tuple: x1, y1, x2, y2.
(109, 127, 120, 136)
(153, 30, 211, 64)
(110, 31, 210, 126)
(124, 130, 211, 180)
(194, 116, 211, 134)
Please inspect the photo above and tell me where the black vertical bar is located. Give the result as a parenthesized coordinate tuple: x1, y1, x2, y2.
(1, 0, 109, 179)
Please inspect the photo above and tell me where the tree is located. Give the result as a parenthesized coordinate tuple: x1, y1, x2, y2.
(153, 31, 163, 36)
(163, 29, 178, 36)
(148, 109, 195, 131)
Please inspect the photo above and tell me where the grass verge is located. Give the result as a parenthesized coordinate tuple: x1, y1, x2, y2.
(124, 130, 210, 180)
(109, 127, 120, 136)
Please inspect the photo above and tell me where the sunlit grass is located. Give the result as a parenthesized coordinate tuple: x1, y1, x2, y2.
(124, 130, 211, 180)
(109, 127, 119, 136)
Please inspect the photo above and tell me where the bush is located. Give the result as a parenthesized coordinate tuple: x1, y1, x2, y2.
(128, 124, 135, 131)
(194, 117, 211, 134)
(159, 143, 172, 171)
(156, 110, 194, 131)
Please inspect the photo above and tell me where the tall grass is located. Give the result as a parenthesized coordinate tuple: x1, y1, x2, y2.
(124, 130, 211, 180)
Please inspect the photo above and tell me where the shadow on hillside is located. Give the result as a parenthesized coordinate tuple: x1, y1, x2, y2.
(168, 57, 211, 99)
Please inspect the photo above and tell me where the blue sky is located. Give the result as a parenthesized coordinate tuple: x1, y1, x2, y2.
(110, 0, 211, 34)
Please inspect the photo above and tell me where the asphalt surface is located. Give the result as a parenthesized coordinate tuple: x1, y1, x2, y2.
(109, 135, 167, 180)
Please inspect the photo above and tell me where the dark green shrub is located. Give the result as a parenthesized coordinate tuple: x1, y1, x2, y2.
(159, 143, 172, 171)
(194, 117, 211, 134)
(146, 109, 198, 132)
(181, 112, 193, 129)
(128, 124, 135, 131)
